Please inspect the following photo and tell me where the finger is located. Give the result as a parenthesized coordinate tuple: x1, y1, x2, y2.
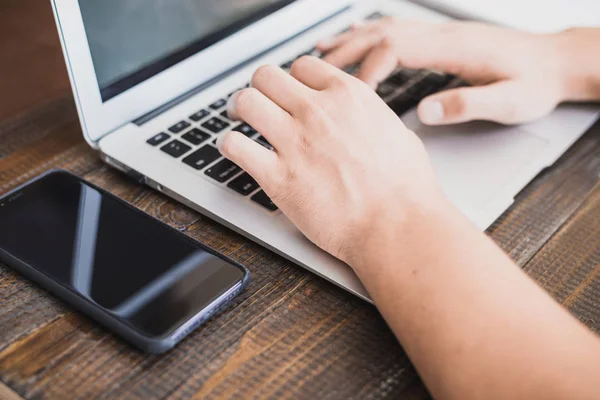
(216, 130, 279, 187)
(289, 56, 339, 90)
(357, 38, 399, 88)
(391, 21, 504, 78)
(417, 81, 558, 125)
(316, 22, 366, 52)
(322, 31, 382, 69)
(227, 87, 294, 150)
(316, 31, 354, 52)
(250, 64, 313, 113)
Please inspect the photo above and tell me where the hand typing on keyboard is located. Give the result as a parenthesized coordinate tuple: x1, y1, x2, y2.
(211, 21, 600, 400)
(218, 56, 444, 266)
(214, 24, 600, 400)
(317, 19, 585, 126)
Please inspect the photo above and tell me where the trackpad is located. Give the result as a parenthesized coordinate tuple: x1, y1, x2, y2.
(414, 122, 549, 211)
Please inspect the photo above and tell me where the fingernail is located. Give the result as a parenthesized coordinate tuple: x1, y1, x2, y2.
(226, 91, 240, 121)
(420, 100, 445, 124)
(216, 131, 228, 153)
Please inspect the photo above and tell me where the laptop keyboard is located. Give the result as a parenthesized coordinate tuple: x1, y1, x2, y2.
(145, 12, 457, 212)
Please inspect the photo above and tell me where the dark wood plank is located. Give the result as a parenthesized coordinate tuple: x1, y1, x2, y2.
(488, 122, 600, 266)
(0, 0, 70, 124)
(522, 183, 600, 333)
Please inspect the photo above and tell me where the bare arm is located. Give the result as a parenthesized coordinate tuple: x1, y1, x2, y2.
(554, 28, 600, 102)
(216, 22, 600, 400)
(355, 196, 600, 400)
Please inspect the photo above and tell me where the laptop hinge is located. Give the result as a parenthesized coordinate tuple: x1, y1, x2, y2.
(133, 5, 351, 126)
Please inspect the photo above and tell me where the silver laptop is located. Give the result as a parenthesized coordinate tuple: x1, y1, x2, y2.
(51, 0, 599, 302)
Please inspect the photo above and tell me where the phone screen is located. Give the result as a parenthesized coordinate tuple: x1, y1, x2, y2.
(0, 171, 245, 338)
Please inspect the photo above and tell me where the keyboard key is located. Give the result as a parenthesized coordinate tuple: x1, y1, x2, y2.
(221, 110, 232, 120)
(147, 132, 170, 146)
(228, 87, 244, 98)
(168, 120, 191, 134)
(376, 82, 399, 99)
(386, 93, 420, 116)
(386, 70, 413, 86)
(161, 140, 192, 158)
(227, 173, 259, 196)
(181, 128, 211, 145)
(406, 73, 453, 98)
(281, 59, 294, 69)
(255, 135, 272, 149)
(343, 64, 360, 76)
(189, 109, 210, 122)
(233, 123, 257, 138)
(365, 11, 387, 20)
(205, 159, 241, 183)
(299, 48, 318, 58)
(209, 98, 227, 110)
(201, 117, 230, 134)
(182, 145, 222, 170)
(251, 190, 278, 211)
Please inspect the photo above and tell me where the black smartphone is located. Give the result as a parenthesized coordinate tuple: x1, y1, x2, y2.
(0, 170, 249, 353)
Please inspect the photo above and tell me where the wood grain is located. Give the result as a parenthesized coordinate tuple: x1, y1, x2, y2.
(523, 184, 600, 332)
(0, 0, 70, 124)
(1, 1, 600, 399)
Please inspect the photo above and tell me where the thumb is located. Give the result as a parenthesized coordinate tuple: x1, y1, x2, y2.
(417, 81, 559, 125)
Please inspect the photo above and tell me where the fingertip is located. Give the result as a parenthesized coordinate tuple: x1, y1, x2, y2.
(215, 131, 228, 154)
(226, 91, 241, 121)
(316, 37, 337, 51)
(216, 130, 241, 161)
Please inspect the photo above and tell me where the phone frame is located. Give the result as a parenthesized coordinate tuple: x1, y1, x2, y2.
(0, 169, 250, 353)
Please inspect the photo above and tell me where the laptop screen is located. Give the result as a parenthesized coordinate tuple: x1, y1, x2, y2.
(79, 0, 294, 102)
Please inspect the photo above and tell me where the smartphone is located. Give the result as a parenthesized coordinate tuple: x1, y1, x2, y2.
(0, 170, 249, 353)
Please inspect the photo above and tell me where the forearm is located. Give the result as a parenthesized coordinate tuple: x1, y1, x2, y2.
(353, 198, 600, 400)
(552, 28, 600, 102)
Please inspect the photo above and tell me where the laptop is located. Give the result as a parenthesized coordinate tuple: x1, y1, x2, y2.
(51, 0, 599, 302)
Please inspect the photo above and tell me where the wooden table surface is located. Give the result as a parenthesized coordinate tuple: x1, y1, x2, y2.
(1, 1, 600, 399)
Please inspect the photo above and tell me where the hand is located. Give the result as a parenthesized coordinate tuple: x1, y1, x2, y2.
(218, 57, 445, 268)
(317, 19, 570, 125)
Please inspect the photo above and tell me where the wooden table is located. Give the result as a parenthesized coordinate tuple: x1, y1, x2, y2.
(1, 2, 600, 399)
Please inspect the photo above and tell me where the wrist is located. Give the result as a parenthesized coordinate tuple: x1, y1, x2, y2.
(548, 28, 600, 102)
(343, 186, 456, 276)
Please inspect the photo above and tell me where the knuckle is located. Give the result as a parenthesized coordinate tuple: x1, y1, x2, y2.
(330, 74, 352, 90)
(449, 91, 469, 116)
(266, 162, 289, 196)
(297, 99, 320, 121)
(379, 36, 396, 51)
(334, 76, 362, 101)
